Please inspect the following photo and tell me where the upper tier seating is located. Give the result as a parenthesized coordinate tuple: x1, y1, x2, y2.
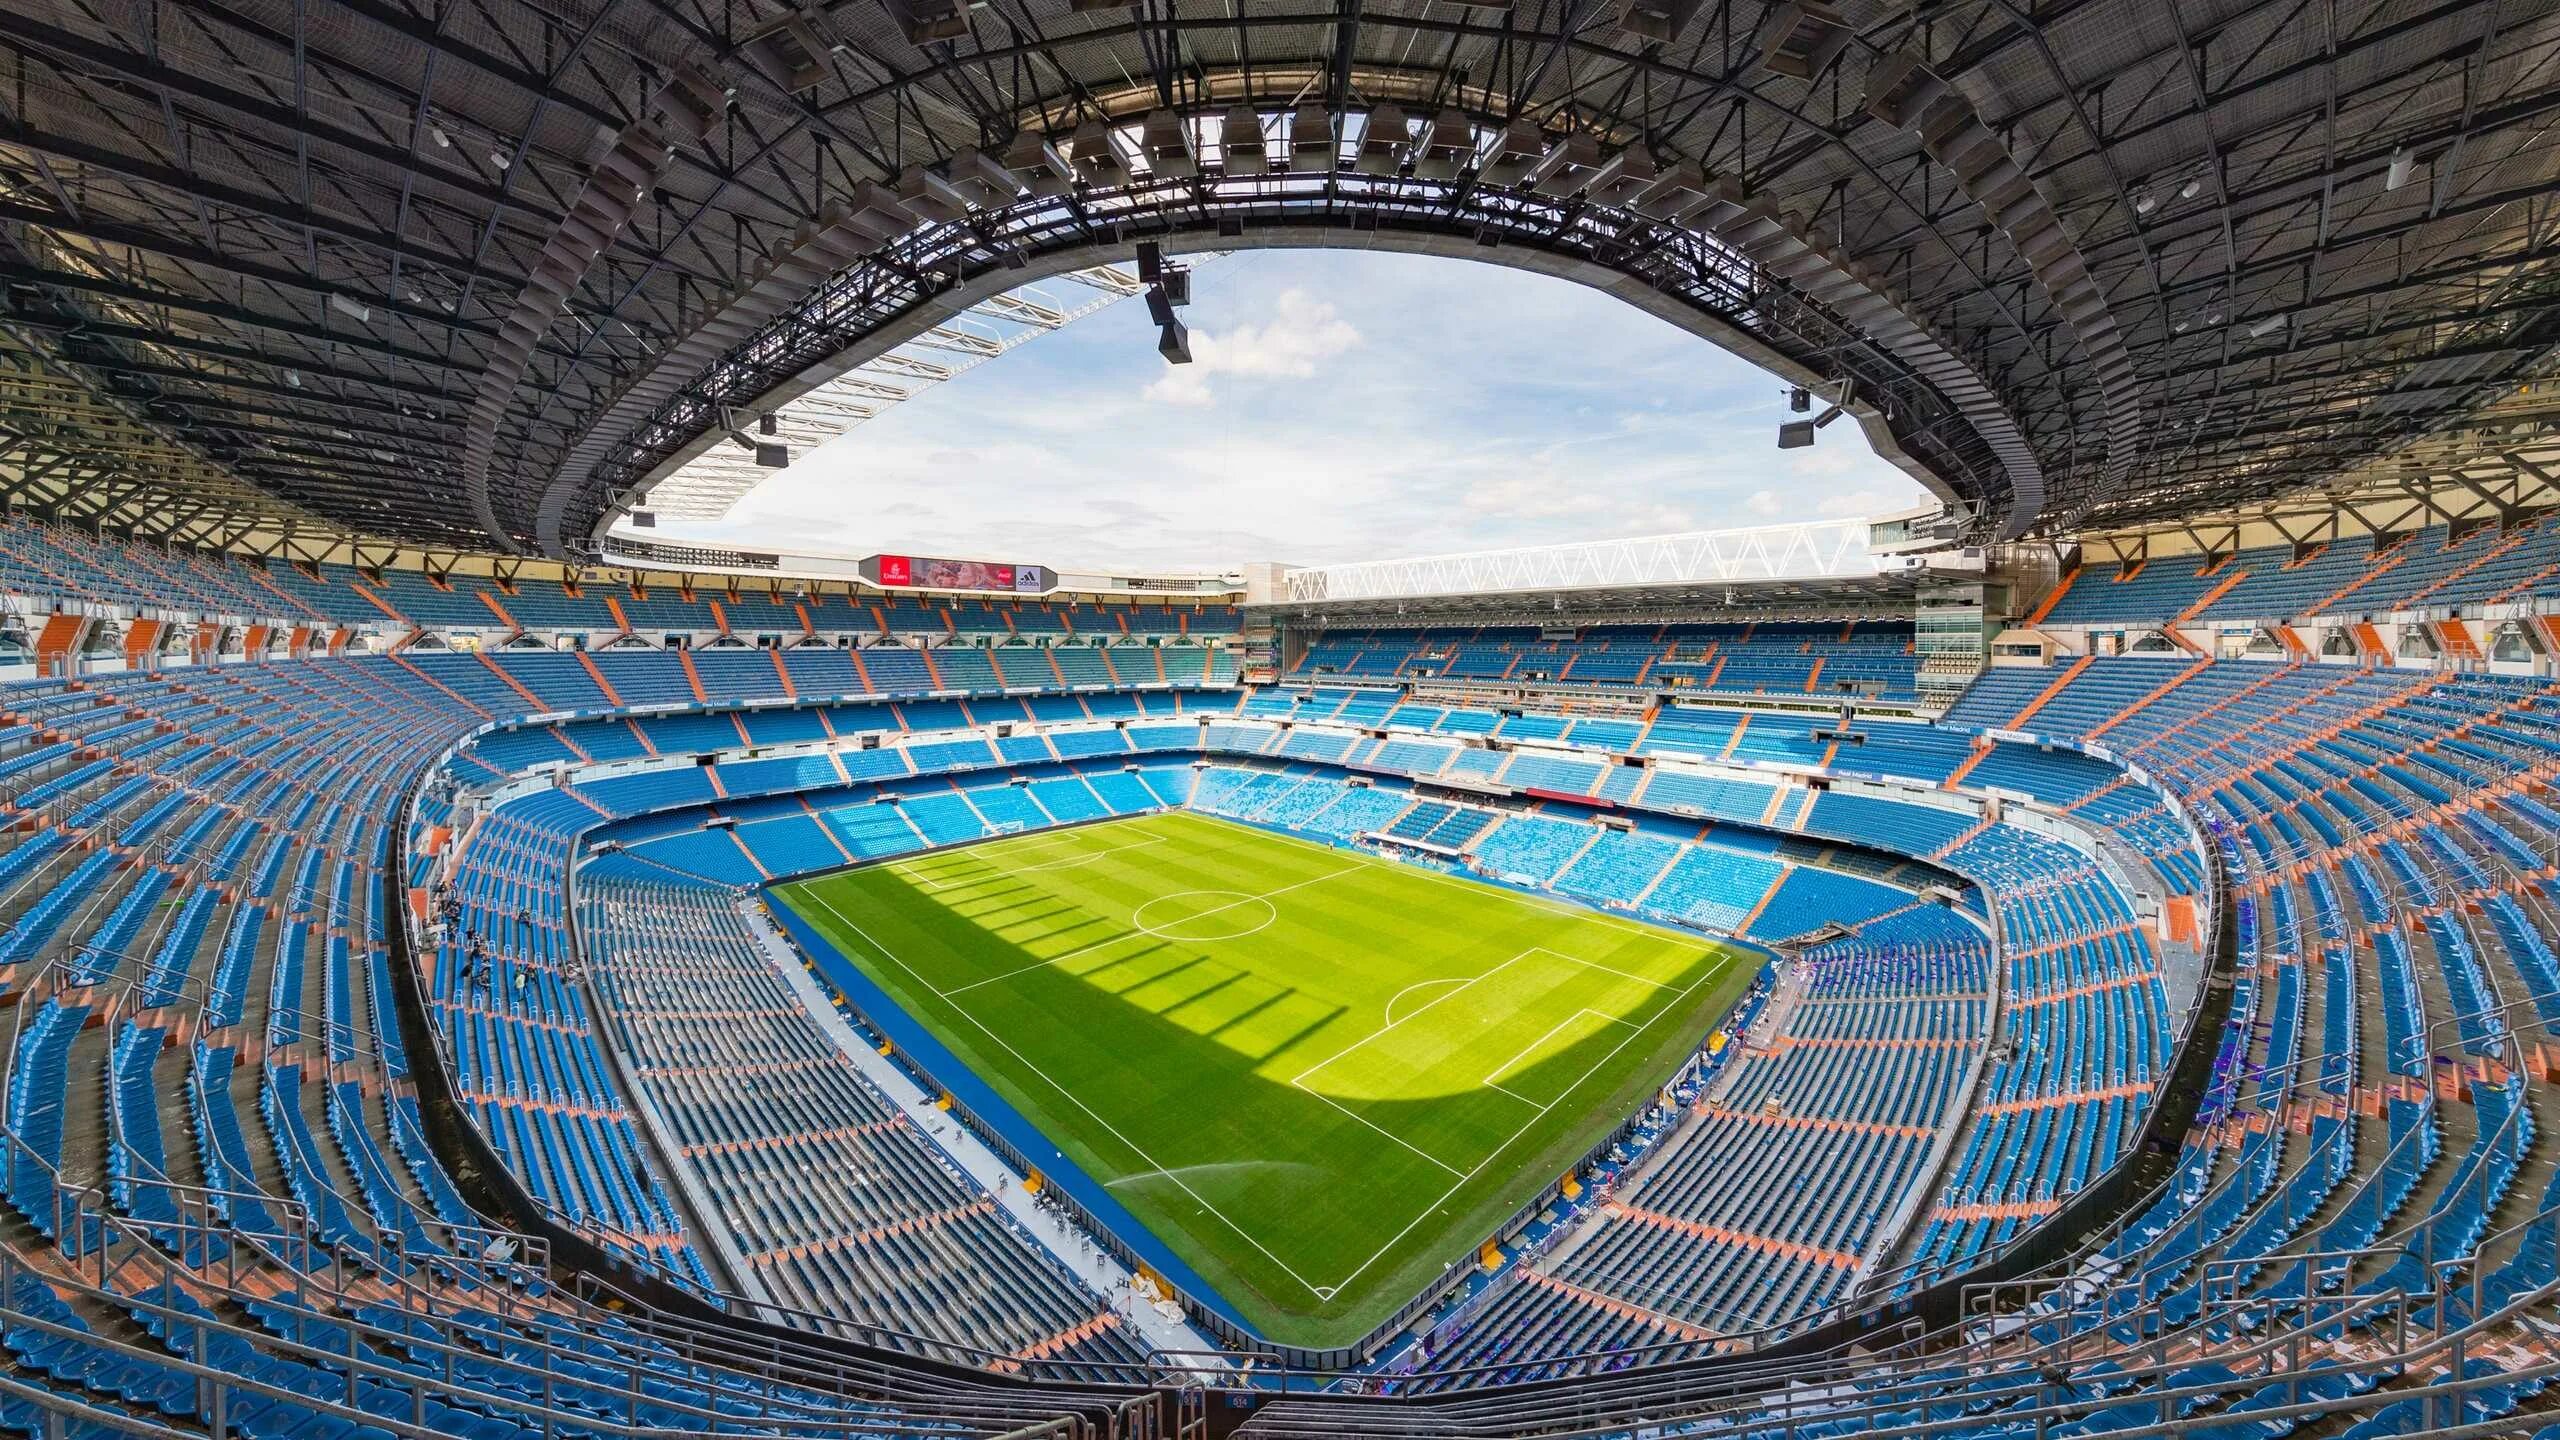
(0, 515, 1240, 640)
(2042, 517, 2560, 626)
(1292, 621, 1919, 702)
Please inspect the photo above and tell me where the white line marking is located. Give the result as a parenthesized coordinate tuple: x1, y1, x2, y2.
(793, 810, 1749, 1311)
(1485, 1008, 1631, 1097)
(939, 927, 1145, 997)
(1524, 945, 1683, 991)
(1130, 890, 1279, 943)
(895, 828, 1166, 889)
(798, 884, 956, 1000)
(802, 882, 1335, 1303)
(946, 859, 1363, 997)
(1382, 975, 1466, 1026)
(1297, 1088, 1464, 1177)
(1318, 960, 1720, 1299)
(1290, 949, 1544, 1088)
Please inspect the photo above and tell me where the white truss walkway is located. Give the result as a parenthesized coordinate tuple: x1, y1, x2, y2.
(1283, 519, 1883, 604)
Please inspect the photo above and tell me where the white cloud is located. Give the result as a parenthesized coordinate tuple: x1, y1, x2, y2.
(675, 251, 1932, 570)
(1141, 288, 1361, 406)
(1818, 488, 1909, 518)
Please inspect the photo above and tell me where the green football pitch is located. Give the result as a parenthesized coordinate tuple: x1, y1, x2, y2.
(770, 810, 1760, 1349)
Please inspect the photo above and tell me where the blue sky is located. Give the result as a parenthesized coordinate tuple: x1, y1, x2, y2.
(663, 250, 1930, 572)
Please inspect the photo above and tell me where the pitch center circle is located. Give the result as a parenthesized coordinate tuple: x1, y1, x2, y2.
(1131, 890, 1278, 943)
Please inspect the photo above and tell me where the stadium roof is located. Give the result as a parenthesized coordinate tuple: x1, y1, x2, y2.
(626, 263, 1147, 524)
(2, 0, 2556, 560)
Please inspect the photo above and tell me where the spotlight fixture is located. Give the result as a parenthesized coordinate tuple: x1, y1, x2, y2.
(2385, 147, 2415, 191)
(720, 406, 788, 468)
(1220, 106, 1269, 171)
(429, 125, 451, 149)
(2247, 314, 2286, 338)
(2131, 188, 2157, 215)
(2178, 175, 2201, 199)
(1777, 404, 1845, 449)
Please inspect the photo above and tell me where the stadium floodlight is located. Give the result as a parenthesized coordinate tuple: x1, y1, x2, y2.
(1631, 163, 1712, 222)
(1289, 105, 1337, 171)
(1002, 133, 1074, 197)
(1766, 4, 1854, 80)
(1778, 403, 1846, 448)
(1614, 0, 1705, 45)
(1588, 147, 1661, 208)
(1071, 119, 1127, 184)
(1480, 122, 1548, 186)
(1522, 133, 1601, 194)
(1413, 109, 1476, 180)
(1221, 106, 1269, 171)
(329, 293, 372, 324)
(896, 164, 972, 222)
(882, 0, 967, 44)
(2248, 313, 2286, 339)
(840, 181, 915, 244)
(1357, 105, 1410, 175)
(945, 146, 1016, 207)
(1142, 109, 1197, 178)
(2385, 147, 2416, 191)
(737, 14, 830, 93)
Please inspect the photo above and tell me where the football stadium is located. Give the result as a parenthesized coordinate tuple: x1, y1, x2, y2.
(1, 0, 2560, 1435)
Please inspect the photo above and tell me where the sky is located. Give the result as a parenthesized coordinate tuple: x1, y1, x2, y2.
(658, 249, 1932, 573)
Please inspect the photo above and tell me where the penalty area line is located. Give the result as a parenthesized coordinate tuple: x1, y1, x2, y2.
(792, 878, 1339, 1305)
(1320, 961, 1721, 1301)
